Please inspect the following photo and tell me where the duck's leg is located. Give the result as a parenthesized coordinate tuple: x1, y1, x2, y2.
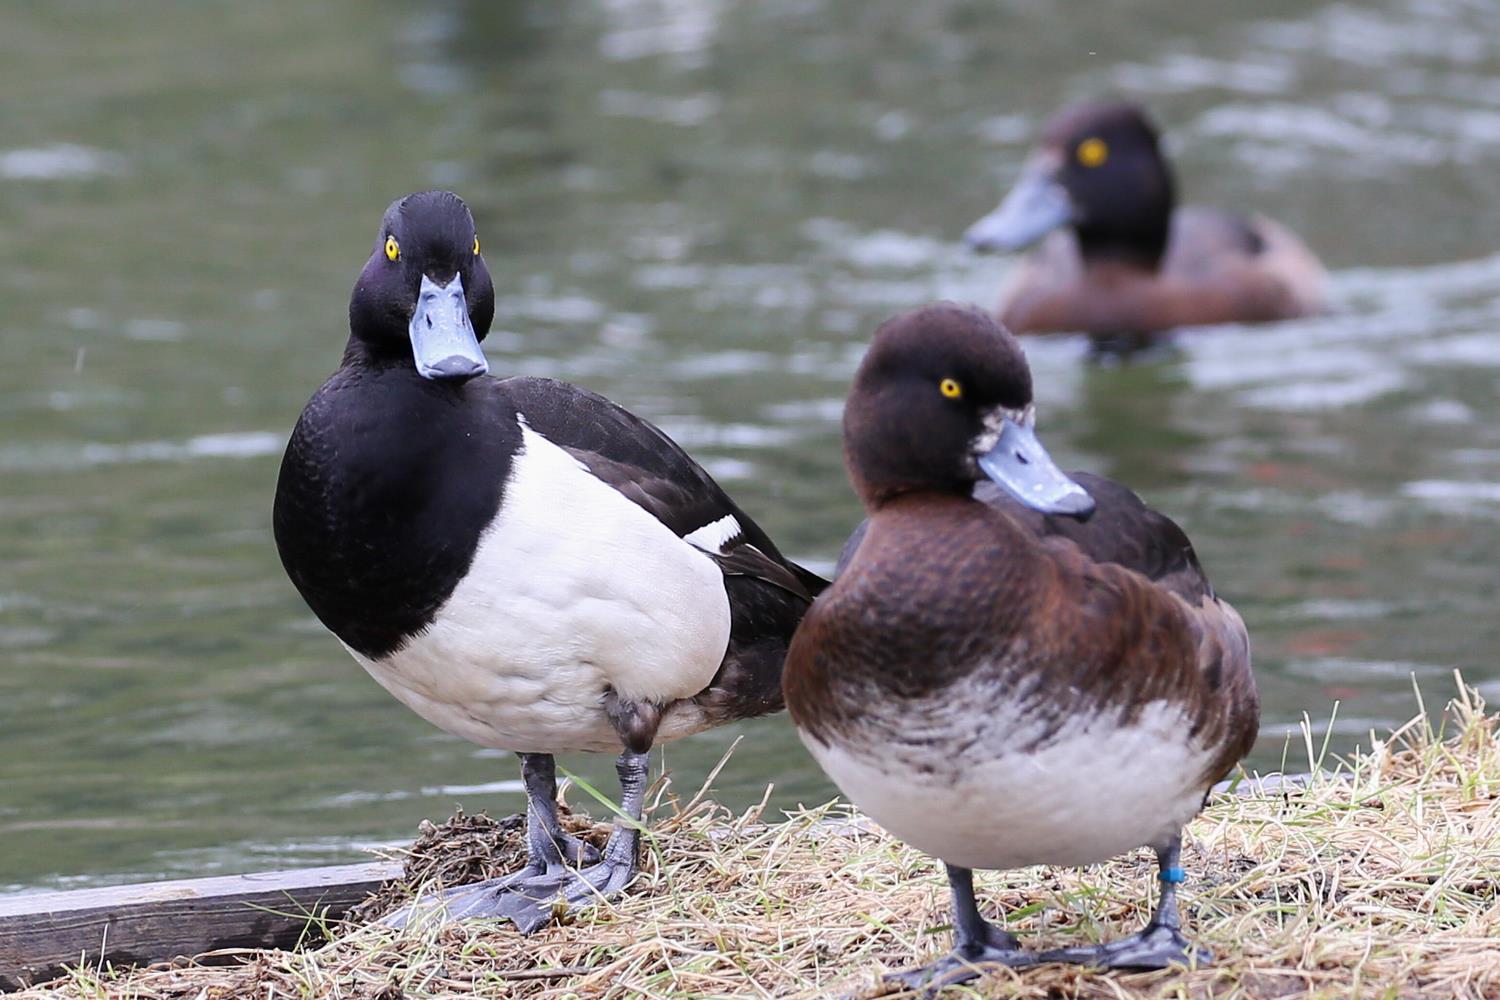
(886, 864, 1038, 994)
(1035, 835, 1213, 969)
(380, 752, 599, 929)
(512, 752, 603, 872)
(490, 748, 651, 932)
(482, 693, 662, 932)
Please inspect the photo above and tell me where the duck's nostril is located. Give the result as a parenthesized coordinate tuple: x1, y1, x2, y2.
(426, 315, 433, 329)
(1016, 451, 1029, 465)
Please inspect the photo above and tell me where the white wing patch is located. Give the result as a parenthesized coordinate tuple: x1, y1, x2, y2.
(684, 513, 743, 553)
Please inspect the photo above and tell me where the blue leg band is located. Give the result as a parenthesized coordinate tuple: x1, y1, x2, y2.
(1159, 866, 1187, 884)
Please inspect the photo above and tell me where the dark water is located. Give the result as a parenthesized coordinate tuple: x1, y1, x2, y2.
(3, 0, 1499, 891)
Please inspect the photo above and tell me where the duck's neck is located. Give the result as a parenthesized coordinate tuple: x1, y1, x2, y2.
(340, 333, 421, 374)
(1074, 155, 1175, 272)
(1074, 218, 1171, 272)
(862, 487, 977, 517)
(848, 451, 979, 511)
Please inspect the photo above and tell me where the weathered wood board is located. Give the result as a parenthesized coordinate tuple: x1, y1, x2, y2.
(0, 860, 401, 991)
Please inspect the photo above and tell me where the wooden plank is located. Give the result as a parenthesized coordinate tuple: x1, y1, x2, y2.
(0, 860, 402, 991)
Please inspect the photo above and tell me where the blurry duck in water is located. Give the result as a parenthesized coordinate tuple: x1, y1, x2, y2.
(965, 101, 1327, 350)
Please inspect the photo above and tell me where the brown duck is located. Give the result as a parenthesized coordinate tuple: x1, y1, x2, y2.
(966, 101, 1327, 346)
(784, 303, 1258, 991)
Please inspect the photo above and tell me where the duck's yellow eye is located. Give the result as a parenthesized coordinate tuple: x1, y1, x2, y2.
(473, 235, 481, 256)
(1077, 137, 1109, 168)
(384, 235, 400, 262)
(939, 378, 963, 399)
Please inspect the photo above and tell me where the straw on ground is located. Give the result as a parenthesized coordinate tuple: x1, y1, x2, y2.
(20, 676, 1500, 999)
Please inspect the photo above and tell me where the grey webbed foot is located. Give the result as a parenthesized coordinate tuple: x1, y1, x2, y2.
(885, 864, 1039, 995)
(377, 829, 599, 931)
(537, 829, 602, 868)
(885, 939, 1039, 996)
(1035, 920, 1211, 970)
(383, 870, 548, 927)
(487, 846, 640, 934)
(379, 752, 608, 931)
(1038, 834, 1210, 970)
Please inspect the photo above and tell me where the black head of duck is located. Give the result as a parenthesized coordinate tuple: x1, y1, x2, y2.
(964, 101, 1327, 340)
(275, 190, 826, 935)
(347, 190, 496, 381)
(967, 101, 1174, 267)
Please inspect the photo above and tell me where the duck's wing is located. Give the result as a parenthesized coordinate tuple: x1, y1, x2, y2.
(1022, 472, 1258, 783)
(1032, 525, 1259, 787)
(985, 473, 1213, 605)
(1163, 206, 1266, 277)
(1242, 212, 1329, 315)
(836, 473, 1210, 604)
(496, 375, 827, 601)
(1164, 205, 1328, 318)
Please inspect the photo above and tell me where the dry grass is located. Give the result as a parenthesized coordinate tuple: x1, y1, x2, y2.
(20, 677, 1500, 999)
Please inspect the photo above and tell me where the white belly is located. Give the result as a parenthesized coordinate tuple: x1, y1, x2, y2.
(804, 697, 1212, 871)
(350, 422, 732, 754)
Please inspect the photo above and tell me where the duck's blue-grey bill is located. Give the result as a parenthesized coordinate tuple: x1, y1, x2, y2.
(963, 167, 1074, 253)
(409, 272, 488, 381)
(977, 420, 1095, 519)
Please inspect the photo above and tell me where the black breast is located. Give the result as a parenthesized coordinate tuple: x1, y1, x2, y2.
(272, 366, 519, 659)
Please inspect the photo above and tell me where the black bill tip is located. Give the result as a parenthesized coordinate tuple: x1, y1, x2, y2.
(424, 354, 487, 382)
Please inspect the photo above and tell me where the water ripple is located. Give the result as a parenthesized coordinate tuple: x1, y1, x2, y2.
(0, 432, 283, 473)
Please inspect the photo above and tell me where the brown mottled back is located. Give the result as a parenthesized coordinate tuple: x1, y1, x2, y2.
(978, 98, 1328, 338)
